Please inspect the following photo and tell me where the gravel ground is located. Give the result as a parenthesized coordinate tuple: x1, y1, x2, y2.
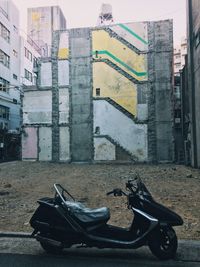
(0, 161, 199, 240)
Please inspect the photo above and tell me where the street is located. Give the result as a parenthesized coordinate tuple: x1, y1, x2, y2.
(0, 252, 199, 267)
(0, 237, 200, 267)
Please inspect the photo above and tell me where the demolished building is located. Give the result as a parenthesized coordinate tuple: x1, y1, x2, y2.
(22, 20, 174, 163)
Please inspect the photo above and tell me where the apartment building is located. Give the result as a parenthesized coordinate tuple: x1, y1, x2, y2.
(174, 37, 187, 76)
(0, 0, 41, 160)
(0, 0, 20, 132)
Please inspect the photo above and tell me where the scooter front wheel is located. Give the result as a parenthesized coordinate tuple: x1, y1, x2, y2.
(148, 226, 178, 260)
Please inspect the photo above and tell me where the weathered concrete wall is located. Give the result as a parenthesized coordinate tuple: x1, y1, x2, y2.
(110, 22, 148, 51)
(59, 126, 70, 161)
(39, 127, 52, 161)
(69, 28, 93, 162)
(94, 137, 116, 161)
(22, 127, 38, 160)
(192, 0, 200, 167)
(51, 31, 60, 162)
(40, 62, 52, 87)
(154, 20, 173, 161)
(23, 90, 52, 124)
(22, 20, 173, 163)
(93, 61, 138, 115)
(58, 31, 69, 59)
(94, 99, 148, 161)
(59, 88, 69, 124)
(187, 0, 200, 167)
(147, 20, 173, 162)
(58, 60, 69, 86)
(92, 29, 147, 82)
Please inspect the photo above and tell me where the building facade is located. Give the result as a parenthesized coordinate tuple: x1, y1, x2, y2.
(27, 6, 67, 57)
(0, 1, 43, 160)
(20, 36, 41, 87)
(183, 0, 200, 168)
(22, 20, 174, 163)
(0, 0, 21, 160)
(174, 37, 187, 76)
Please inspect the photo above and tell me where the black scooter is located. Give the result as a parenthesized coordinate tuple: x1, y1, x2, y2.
(30, 176, 183, 260)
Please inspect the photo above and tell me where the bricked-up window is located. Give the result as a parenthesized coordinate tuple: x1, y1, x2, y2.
(0, 77, 9, 92)
(0, 105, 9, 120)
(0, 22, 10, 43)
(0, 49, 10, 68)
(24, 47, 33, 62)
(96, 88, 100, 96)
(24, 69, 33, 82)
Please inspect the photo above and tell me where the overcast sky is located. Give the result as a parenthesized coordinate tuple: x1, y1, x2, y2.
(12, 0, 186, 46)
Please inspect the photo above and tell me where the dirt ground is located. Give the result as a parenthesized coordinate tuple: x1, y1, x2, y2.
(0, 161, 200, 240)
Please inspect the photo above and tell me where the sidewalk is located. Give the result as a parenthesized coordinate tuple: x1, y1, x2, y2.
(0, 232, 200, 262)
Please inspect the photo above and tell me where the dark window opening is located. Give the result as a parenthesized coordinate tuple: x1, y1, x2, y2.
(96, 88, 100, 96)
(95, 126, 100, 135)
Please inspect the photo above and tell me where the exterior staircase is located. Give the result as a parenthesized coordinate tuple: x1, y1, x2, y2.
(93, 58, 146, 85)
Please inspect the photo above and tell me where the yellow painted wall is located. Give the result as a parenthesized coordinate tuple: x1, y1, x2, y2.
(93, 62, 137, 115)
(92, 30, 147, 81)
(58, 48, 69, 59)
(58, 32, 69, 59)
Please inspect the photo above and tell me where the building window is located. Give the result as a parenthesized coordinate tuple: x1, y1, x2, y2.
(0, 49, 10, 68)
(24, 69, 33, 82)
(95, 126, 100, 135)
(0, 22, 10, 43)
(96, 88, 100, 96)
(195, 30, 200, 48)
(0, 77, 9, 92)
(33, 57, 38, 68)
(13, 49, 18, 57)
(13, 74, 18, 80)
(13, 25, 18, 33)
(0, 105, 9, 120)
(24, 47, 33, 62)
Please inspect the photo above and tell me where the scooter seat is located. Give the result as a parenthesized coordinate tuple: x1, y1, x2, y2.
(64, 201, 110, 225)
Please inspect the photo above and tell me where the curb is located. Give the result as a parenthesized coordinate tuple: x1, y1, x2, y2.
(177, 240, 200, 262)
(0, 232, 32, 238)
(0, 232, 200, 262)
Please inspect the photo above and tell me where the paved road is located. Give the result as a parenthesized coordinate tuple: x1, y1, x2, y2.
(0, 253, 200, 267)
(0, 236, 200, 267)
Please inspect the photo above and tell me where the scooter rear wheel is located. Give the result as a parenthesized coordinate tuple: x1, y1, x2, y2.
(148, 226, 178, 260)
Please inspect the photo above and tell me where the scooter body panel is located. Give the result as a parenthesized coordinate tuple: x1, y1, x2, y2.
(129, 195, 183, 226)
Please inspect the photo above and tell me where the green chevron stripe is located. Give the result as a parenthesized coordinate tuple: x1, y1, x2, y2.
(118, 23, 148, 45)
(93, 50, 147, 77)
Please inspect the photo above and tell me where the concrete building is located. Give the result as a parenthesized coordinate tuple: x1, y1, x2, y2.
(182, 0, 200, 168)
(20, 36, 41, 87)
(173, 37, 187, 163)
(0, 0, 21, 160)
(174, 37, 187, 76)
(27, 6, 67, 57)
(22, 20, 173, 163)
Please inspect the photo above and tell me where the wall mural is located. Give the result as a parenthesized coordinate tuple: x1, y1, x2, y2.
(92, 22, 148, 116)
(92, 22, 149, 161)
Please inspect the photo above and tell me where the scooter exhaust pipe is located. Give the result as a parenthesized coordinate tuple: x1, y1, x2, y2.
(36, 234, 63, 248)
